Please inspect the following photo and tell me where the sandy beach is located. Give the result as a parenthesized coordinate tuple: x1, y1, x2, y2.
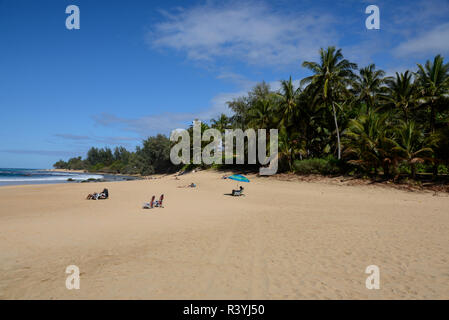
(0, 170, 448, 299)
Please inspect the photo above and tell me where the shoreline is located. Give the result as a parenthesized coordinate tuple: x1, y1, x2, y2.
(46, 168, 86, 173)
(49, 168, 145, 178)
(48, 168, 140, 177)
(0, 169, 141, 188)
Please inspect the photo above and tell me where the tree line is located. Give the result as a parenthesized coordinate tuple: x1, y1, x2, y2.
(53, 134, 174, 175)
(55, 46, 449, 180)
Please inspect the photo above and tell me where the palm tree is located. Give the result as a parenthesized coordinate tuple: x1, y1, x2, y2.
(210, 114, 231, 159)
(272, 77, 301, 167)
(392, 121, 434, 179)
(210, 113, 231, 133)
(354, 64, 388, 110)
(293, 89, 328, 158)
(416, 54, 449, 133)
(247, 99, 274, 129)
(301, 46, 357, 159)
(278, 128, 294, 171)
(276, 76, 299, 129)
(382, 71, 417, 122)
(343, 108, 395, 177)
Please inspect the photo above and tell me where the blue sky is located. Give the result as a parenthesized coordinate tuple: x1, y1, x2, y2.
(1, 0, 448, 168)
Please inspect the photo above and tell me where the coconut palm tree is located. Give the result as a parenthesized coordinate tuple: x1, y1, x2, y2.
(276, 76, 299, 129)
(382, 71, 417, 122)
(354, 64, 388, 110)
(392, 121, 434, 179)
(293, 89, 329, 158)
(343, 108, 395, 177)
(210, 114, 231, 157)
(414, 56, 449, 177)
(210, 113, 231, 133)
(416, 54, 449, 133)
(301, 46, 358, 159)
(247, 99, 274, 130)
(278, 128, 294, 171)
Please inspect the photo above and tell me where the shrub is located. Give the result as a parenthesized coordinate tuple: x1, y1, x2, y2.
(140, 165, 155, 176)
(293, 157, 340, 175)
(438, 164, 449, 175)
(109, 160, 125, 173)
(181, 163, 206, 172)
(89, 163, 105, 172)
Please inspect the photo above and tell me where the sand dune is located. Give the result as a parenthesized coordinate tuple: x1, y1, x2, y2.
(0, 170, 448, 299)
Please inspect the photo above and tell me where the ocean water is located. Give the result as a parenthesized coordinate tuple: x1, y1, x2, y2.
(0, 168, 105, 186)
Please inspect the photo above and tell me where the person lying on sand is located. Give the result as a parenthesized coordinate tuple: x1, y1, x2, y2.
(86, 193, 96, 200)
(177, 182, 196, 188)
(86, 188, 109, 200)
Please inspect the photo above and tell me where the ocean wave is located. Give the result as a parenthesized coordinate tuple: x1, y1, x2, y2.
(0, 174, 104, 182)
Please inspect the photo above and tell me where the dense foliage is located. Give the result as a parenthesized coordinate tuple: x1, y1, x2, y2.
(55, 47, 449, 180)
(54, 134, 174, 175)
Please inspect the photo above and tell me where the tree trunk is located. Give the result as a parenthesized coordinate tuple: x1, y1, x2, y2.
(289, 154, 293, 172)
(433, 162, 439, 177)
(383, 163, 390, 180)
(430, 104, 436, 133)
(430, 102, 438, 179)
(411, 163, 416, 180)
(403, 107, 408, 123)
(331, 102, 341, 160)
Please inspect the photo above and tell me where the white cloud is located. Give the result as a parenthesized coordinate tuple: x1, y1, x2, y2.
(91, 77, 308, 137)
(389, 0, 449, 36)
(149, 1, 337, 66)
(394, 23, 449, 57)
(53, 133, 139, 146)
(0, 149, 80, 157)
(93, 112, 196, 136)
(92, 89, 245, 136)
(269, 79, 300, 92)
(216, 71, 256, 89)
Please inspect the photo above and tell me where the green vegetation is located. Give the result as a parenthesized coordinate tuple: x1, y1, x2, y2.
(55, 47, 449, 180)
(53, 134, 176, 175)
(293, 158, 340, 175)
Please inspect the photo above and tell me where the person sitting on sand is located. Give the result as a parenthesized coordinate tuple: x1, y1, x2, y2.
(231, 186, 244, 196)
(143, 194, 164, 209)
(154, 194, 164, 207)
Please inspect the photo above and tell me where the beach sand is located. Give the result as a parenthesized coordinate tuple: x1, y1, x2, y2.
(0, 170, 448, 299)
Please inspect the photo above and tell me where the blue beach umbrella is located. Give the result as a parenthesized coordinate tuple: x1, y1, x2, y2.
(227, 174, 250, 189)
(227, 174, 250, 183)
